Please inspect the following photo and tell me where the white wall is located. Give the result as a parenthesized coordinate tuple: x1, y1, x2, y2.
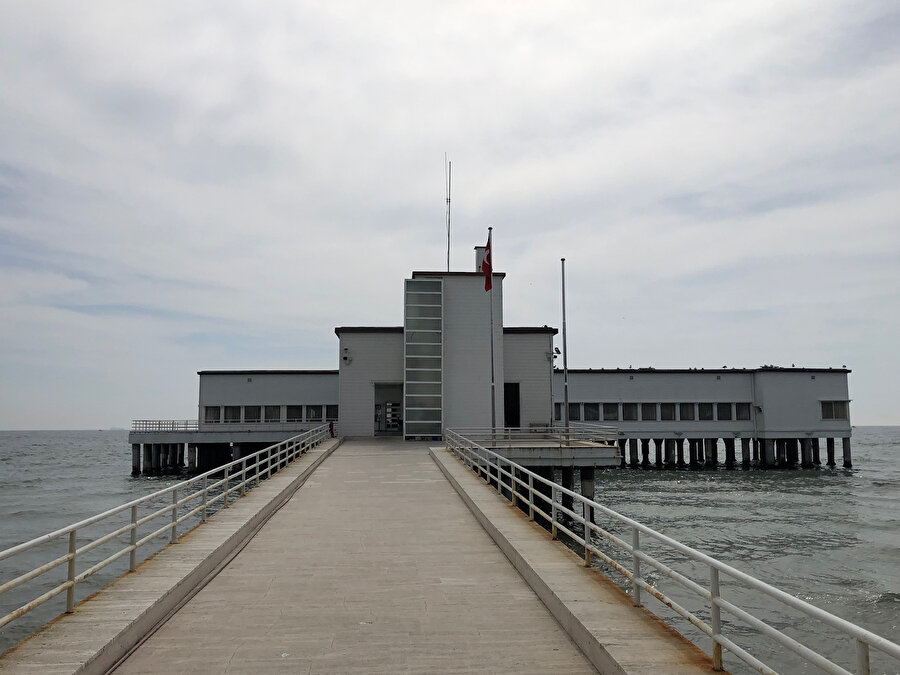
(754, 370, 851, 437)
(441, 275, 504, 429)
(337, 332, 404, 436)
(503, 332, 554, 427)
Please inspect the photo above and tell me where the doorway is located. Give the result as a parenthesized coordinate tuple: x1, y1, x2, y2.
(374, 383, 403, 435)
(504, 382, 520, 428)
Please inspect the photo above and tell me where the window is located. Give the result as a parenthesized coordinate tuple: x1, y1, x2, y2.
(736, 403, 751, 420)
(822, 401, 848, 420)
(716, 403, 732, 421)
(286, 405, 303, 422)
(679, 403, 695, 421)
(264, 405, 281, 423)
(603, 403, 619, 421)
(699, 403, 714, 421)
(568, 403, 581, 421)
(244, 406, 261, 423)
(583, 403, 600, 421)
(660, 403, 675, 421)
(307, 405, 323, 422)
(641, 403, 657, 421)
(554, 402, 562, 421)
(622, 403, 638, 421)
(326, 404, 339, 421)
(224, 406, 241, 423)
(204, 406, 221, 423)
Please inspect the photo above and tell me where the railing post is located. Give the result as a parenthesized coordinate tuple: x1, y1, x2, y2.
(170, 488, 178, 543)
(241, 458, 247, 496)
(202, 474, 208, 522)
(551, 486, 558, 539)
(509, 462, 516, 507)
(223, 469, 229, 508)
(528, 473, 534, 521)
(857, 639, 870, 675)
(129, 505, 138, 572)
(582, 499, 591, 567)
(66, 530, 76, 613)
(632, 527, 642, 607)
(710, 567, 723, 670)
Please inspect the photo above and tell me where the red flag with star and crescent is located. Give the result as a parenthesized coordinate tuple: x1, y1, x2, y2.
(482, 231, 492, 291)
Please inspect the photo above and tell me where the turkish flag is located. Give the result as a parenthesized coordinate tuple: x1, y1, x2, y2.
(482, 231, 492, 292)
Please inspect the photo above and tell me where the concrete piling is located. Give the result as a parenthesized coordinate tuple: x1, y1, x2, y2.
(688, 439, 698, 468)
(142, 444, 153, 476)
(724, 438, 736, 469)
(801, 439, 813, 468)
(629, 439, 639, 468)
(787, 439, 799, 467)
(561, 466, 574, 511)
(812, 438, 821, 465)
(676, 438, 686, 467)
(842, 438, 852, 468)
(705, 438, 719, 468)
(580, 467, 595, 525)
(151, 444, 161, 474)
(618, 439, 627, 468)
(741, 438, 751, 468)
(131, 444, 141, 476)
(826, 437, 836, 467)
(763, 439, 776, 467)
(653, 439, 663, 468)
(640, 439, 651, 468)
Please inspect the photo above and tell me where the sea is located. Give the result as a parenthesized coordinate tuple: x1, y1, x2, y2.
(1, 427, 898, 672)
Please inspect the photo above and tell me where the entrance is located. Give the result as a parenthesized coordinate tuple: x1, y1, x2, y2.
(374, 383, 403, 436)
(504, 382, 520, 428)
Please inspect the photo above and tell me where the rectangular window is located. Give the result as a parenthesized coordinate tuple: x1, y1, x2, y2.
(224, 406, 241, 423)
(603, 403, 619, 421)
(264, 405, 281, 423)
(568, 403, 581, 421)
(716, 403, 732, 421)
(699, 403, 714, 421)
(641, 403, 657, 421)
(583, 403, 600, 421)
(204, 406, 221, 423)
(307, 405, 323, 422)
(286, 405, 303, 422)
(554, 402, 562, 421)
(622, 403, 638, 421)
(736, 402, 751, 420)
(822, 401, 849, 420)
(326, 404, 339, 420)
(244, 405, 261, 423)
(679, 403, 695, 421)
(660, 403, 675, 421)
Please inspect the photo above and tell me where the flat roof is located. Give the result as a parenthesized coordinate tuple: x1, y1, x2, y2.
(198, 369, 339, 375)
(411, 271, 506, 279)
(558, 367, 851, 374)
(334, 326, 403, 335)
(504, 326, 558, 335)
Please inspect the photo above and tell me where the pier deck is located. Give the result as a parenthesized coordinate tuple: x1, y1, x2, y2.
(2, 439, 714, 673)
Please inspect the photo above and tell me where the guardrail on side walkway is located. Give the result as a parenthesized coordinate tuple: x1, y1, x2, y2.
(0, 424, 330, 636)
(445, 428, 900, 675)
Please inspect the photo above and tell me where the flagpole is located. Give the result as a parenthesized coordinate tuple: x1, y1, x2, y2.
(488, 227, 496, 434)
(561, 258, 569, 437)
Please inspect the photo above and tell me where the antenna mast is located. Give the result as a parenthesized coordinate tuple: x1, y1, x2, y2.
(445, 153, 451, 272)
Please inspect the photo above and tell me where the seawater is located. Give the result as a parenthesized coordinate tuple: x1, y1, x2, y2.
(1, 428, 898, 672)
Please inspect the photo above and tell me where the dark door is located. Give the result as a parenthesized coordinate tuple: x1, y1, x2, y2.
(504, 382, 520, 428)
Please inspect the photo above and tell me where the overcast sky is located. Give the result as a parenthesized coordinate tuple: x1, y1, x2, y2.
(1, 1, 898, 429)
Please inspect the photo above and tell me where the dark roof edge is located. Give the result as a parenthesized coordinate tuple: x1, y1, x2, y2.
(556, 367, 851, 374)
(504, 326, 558, 335)
(411, 271, 506, 278)
(335, 326, 403, 335)
(198, 369, 339, 375)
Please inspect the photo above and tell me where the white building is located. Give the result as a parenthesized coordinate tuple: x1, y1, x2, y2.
(129, 246, 853, 471)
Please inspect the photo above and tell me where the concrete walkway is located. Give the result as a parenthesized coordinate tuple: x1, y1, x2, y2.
(115, 439, 597, 674)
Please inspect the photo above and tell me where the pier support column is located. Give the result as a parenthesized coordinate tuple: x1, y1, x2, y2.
(752, 439, 760, 464)
(676, 438, 686, 467)
(640, 439, 651, 468)
(706, 438, 719, 468)
(151, 444, 161, 474)
(561, 466, 574, 511)
(696, 439, 705, 466)
(653, 439, 663, 468)
(842, 438, 852, 468)
(724, 438, 736, 469)
(812, 438, 821, 465)
(177, 443, 185, 468)
(629, 439, 639, 468)
(188, 444, 197, 471)
(664, 439, 675, 467)
(775, 440, 786, 467)
(763, 439, 776, 467)
(142, 444, 153, 476)
(801, 439, 814, 468)
(580, 467, 595, 525)
(826, 437, 836, 467)
(131, 444, 141, 476)
(786, 439, 799, 467)
(688, 439, 698, 468)
(168, 444, 178, 472)
(741, 438, 751, 468)
(618, 439, 627, 468)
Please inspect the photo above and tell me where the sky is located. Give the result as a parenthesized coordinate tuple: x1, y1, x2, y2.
(0, 1, 898, 429)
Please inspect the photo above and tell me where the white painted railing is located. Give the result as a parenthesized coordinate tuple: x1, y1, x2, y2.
(445, 428, 900, 675)
(449, 423, 619, 445)
(131, 419, 199, 432)
(0, 425, 330, 634)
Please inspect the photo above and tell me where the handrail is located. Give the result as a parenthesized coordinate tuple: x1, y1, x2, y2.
(445, 427, 899, 675)
(450, 423, 618, 445)
(131, 420, 199, 432)
(0, 425, 331, 634)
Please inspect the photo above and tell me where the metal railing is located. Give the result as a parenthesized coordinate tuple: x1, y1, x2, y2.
(449, 423, 618, 445)
(131, 419, 199, 432)
(445, 428, 900, 675)
(0, 425, 330, 634)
